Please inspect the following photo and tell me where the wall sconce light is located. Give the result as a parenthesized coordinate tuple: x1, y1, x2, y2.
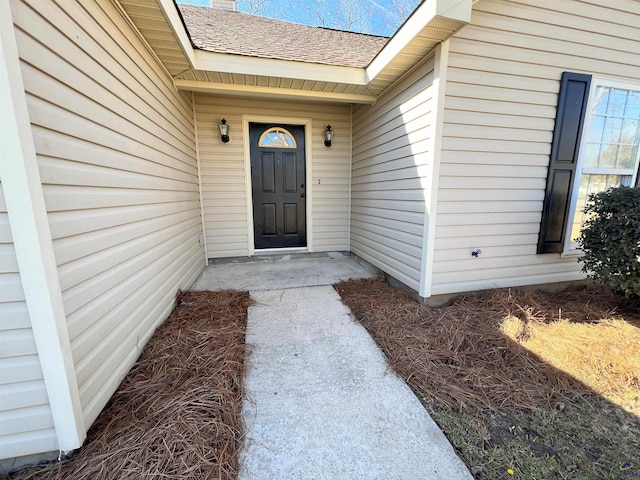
(219, 119, 230, 143)
(324, 125, 333, 147)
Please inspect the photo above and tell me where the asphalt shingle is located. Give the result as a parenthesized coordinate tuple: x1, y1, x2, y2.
(178, 4, 388, 68)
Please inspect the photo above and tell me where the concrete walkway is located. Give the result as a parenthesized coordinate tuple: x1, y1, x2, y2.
(192, 253, 472, 479)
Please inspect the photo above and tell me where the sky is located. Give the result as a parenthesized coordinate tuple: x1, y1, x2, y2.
(175, 0, 419, 37)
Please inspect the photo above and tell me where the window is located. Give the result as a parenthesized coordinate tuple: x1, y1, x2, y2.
(258, 127, 297, 148)
(537, 73, 640, 255)
(565, 83, 640, 252)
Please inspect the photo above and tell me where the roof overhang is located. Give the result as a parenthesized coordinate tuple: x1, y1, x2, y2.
(116, 0, 472, 104)
(367, 0, 471, 89)
(156, 0, 196, 68)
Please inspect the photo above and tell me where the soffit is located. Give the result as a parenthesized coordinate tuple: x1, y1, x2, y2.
(118, 0, 192, 77)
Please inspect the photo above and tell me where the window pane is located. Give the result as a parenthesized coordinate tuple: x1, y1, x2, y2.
(593, 87, 610, 116)
(618, 145, 636, 170)
(621, 118, 640, 145)
(582, 143, 601, 168)
(608, 89, 628, 117)
(599, 144, 618, 168)
(627, 91, 640, 119)
(258, 127, 297, 148)
(603, 117, 622, 143)
(569, 174, 626, 250)
(587, 115, 605, 143)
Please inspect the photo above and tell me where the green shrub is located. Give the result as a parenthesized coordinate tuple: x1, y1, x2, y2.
(577, 185, 640, 298)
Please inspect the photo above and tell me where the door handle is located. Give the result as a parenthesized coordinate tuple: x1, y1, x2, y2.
(301, 193, 305, 198)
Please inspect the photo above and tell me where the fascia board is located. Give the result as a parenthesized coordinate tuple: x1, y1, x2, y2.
(366, 0, 471, 82)
(194, 50, 368, 85)
(174, 79, 376, 104)
(157, 0, 196, 68)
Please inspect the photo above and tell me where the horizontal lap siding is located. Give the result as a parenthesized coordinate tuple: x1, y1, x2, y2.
(433, 0, 640, 295)
(195, 95, 351, 257)
(12, 0, 203, 426)
(351, 58, 435, 291)
(0, 183, 57, 459)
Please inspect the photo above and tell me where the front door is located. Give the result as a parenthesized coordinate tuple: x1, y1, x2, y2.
(250, 123, 306, 249)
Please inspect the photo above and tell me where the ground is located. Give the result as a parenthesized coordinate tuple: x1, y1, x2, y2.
(336, 277, 640, 480)
(6, 278, 640, 479)
(5, 290, 250, 480)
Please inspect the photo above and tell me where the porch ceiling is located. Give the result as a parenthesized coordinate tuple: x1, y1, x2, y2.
(116, 0, 471, 104)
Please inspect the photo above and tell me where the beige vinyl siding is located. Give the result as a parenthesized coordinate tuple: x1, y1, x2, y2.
(0, 183, 57, 459)
(12, 0, 204, 426)
(195, 94, 351, 257)
(432, 0, 640, 295)
(351, 57, 436, 291)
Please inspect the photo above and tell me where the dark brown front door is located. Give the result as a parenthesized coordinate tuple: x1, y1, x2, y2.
(250, 123, 306, 249)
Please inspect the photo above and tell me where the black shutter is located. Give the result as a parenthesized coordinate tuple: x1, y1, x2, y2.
(537, 72, 592, 254)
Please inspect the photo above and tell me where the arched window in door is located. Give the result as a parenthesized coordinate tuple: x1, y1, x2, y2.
(258, 127, 297, 148)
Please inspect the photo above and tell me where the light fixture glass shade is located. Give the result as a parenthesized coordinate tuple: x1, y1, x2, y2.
(219, 119, 230, 143)
(324, 125, 333, 147)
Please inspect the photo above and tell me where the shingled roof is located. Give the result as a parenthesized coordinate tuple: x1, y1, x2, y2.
(177, 4, 388, 68)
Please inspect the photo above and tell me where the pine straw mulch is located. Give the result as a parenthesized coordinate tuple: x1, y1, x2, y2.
(335, 276, 640, 414)
(9, 290, 251, 480)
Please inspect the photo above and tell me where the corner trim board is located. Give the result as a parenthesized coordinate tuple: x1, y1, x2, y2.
(0, 0, 85, 452)
(419, 40, 450, 299)
(191, 92, 209, 265)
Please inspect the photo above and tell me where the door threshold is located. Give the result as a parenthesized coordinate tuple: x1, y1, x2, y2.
(253, 247, 309, 256)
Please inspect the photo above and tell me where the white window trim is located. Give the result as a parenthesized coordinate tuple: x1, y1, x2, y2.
(562, 77, 640, 256)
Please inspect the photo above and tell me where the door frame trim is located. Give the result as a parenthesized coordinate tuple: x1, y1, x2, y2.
(243, 115, 313, 255)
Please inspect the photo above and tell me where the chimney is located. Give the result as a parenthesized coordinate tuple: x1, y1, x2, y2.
(210, 0, 237, 11)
